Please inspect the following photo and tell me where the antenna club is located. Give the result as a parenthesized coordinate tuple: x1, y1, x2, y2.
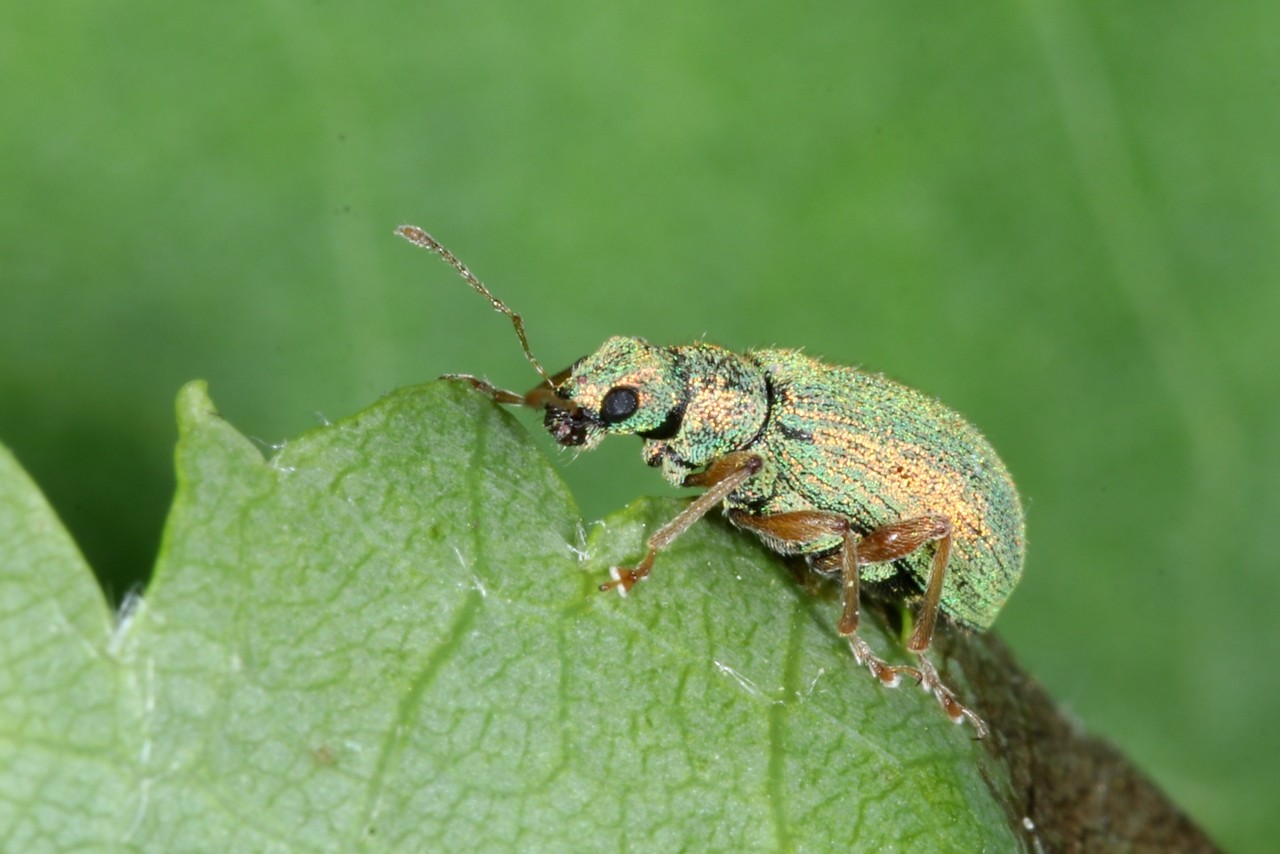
(395, 224, 437, 250)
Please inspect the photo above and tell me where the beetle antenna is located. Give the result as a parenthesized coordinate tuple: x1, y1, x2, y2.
(396, 224, 554, 387)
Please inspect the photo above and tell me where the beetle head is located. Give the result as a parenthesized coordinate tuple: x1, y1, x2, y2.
(542, 336, 684, 450)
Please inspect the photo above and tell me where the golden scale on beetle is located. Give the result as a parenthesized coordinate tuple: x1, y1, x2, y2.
(398, 224, 1025, 739)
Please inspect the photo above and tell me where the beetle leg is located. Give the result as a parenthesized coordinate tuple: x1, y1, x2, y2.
(445, 365, 574, 409)
(915, 654, 988, 738)
(853, 515, 952, 653)
(600, 451, 763, 595)
(442, 374, 529, 405)
(725, 510, 920, 689)
(856, 515, 986, 736)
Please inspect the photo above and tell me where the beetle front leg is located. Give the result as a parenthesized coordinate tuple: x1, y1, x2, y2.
(444, 365, 574, 409)
(600, 451, 763, 596)
(442, 374, 529, 405)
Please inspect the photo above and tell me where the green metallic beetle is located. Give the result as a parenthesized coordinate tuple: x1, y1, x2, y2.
(398, 225, 1024, 736)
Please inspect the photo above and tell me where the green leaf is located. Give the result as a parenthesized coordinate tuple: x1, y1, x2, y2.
(1, 380, 1018, 849)
(0, 432, 128, 848)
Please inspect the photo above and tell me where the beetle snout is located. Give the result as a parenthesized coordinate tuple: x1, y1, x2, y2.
(544, 404, 596, 446)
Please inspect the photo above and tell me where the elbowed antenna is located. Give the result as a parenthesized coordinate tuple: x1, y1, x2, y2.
(395, 224, 554, 388)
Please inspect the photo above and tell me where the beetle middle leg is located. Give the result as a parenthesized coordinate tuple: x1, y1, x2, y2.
(734, 510, 986, 735)
(854, 515, 987, 736)
(599, 451, 764, 596)
(726, 509, 921, 690)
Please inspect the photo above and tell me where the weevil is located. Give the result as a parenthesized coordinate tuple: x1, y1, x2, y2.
(397, 224, 1024, 736)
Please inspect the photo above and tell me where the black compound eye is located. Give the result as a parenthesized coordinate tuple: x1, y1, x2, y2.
(600, 386, 640, 424)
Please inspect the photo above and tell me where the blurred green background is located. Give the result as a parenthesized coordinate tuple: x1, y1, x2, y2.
(2, 2, 1275, 849)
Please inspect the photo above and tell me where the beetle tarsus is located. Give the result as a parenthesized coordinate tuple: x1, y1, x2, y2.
(599, 565, 647, 596)
(916, 654, 989, 738)
(846, 635, 921, 690)
(440, 373, 529, 406)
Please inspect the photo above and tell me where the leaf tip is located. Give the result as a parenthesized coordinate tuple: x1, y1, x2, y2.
(175, 380, 216, 435)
